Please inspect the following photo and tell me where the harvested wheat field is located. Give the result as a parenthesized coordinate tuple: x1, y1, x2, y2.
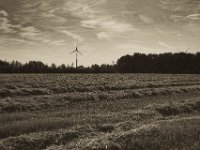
(0, 74, 200, 150)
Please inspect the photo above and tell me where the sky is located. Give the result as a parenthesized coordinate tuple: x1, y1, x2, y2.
(0, 0, 200, 66)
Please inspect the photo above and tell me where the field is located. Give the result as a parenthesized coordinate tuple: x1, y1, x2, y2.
(0, 74, 200, 150)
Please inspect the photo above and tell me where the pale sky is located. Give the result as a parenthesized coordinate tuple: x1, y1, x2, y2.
(0, 0, 200, 66)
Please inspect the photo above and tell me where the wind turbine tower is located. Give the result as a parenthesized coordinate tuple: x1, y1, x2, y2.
(69, 43, 83, 69)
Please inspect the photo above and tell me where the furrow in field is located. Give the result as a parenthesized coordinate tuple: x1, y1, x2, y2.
(0, 129, 81, 150)
(37, 116, 200, 150)
(1, 85, 200, 113)
(0, 81, 200, 98)
(80, 116, 200, 150)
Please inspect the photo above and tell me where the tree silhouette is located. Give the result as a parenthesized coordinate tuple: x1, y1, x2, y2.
(0, 52, 200, 73)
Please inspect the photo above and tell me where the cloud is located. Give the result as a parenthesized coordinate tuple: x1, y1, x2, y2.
(0, 17, 17, 33)
(19, 26, 69, 45)
(170, 13, 200, 24)
(0, 10, 8, 17)
(170, 15, 185, 23)
(19, 26, 40, 38)
(50, 40, 65, 46)
(19, 26, 53, 43)
(66, 0, 134, 35)
(182, 23, 200, 33)
(158, 41, 174, 49)
(186, 14, 200, 21)
(138, 15, 154, 24)
(121, 11, 136, 15)
(96, 32, 111, 40)
(81, 17, 134, 33)
(160, 0, 170, 5)
(65, 0, 106, 19)
(61, 30, 84, 42)
(0, 36, 36, 47)
(41, 12, 66, 23)
(155, 27, 166, 35)
(0, 10, 18, 34)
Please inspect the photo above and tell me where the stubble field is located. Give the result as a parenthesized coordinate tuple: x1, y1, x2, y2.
(0, 74, 200, 150)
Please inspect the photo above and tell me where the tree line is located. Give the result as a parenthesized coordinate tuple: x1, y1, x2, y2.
(0, 52, 200, 73)
(0, 60, 117, 73)
(117, 52, 200, 73)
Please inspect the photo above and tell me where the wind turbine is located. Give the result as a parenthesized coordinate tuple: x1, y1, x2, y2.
(184, 48, 190, 54)
(178, 48, 190, 54)
(69, 42, 83, 69)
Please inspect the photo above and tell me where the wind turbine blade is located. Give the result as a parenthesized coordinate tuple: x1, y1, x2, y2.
(76, 41, 78, 49)
(185, 48, 190, 53)
(78, 51, 83, 55)
(69, 50, 76, 55)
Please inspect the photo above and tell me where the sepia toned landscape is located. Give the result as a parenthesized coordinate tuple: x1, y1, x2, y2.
(0, 74, 200, 150)
(1, 0, 200, 149)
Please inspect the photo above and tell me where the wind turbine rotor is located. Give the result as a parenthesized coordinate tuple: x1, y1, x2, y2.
(78, 51, 83, 55)
(68, 41, 84, 69)
(69, 50, 76, 55)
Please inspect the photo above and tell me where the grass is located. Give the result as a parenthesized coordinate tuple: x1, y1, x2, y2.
(0, 74, 200, 98)
(1, 85, 200, 113)
(0, 74, 200, 149)
(1, 130, 80, 150)
(155, 99, 200, 116)
(82, 117, 200, 150)
(0, 118, 72, 139)
(120, 117, 200, 150)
